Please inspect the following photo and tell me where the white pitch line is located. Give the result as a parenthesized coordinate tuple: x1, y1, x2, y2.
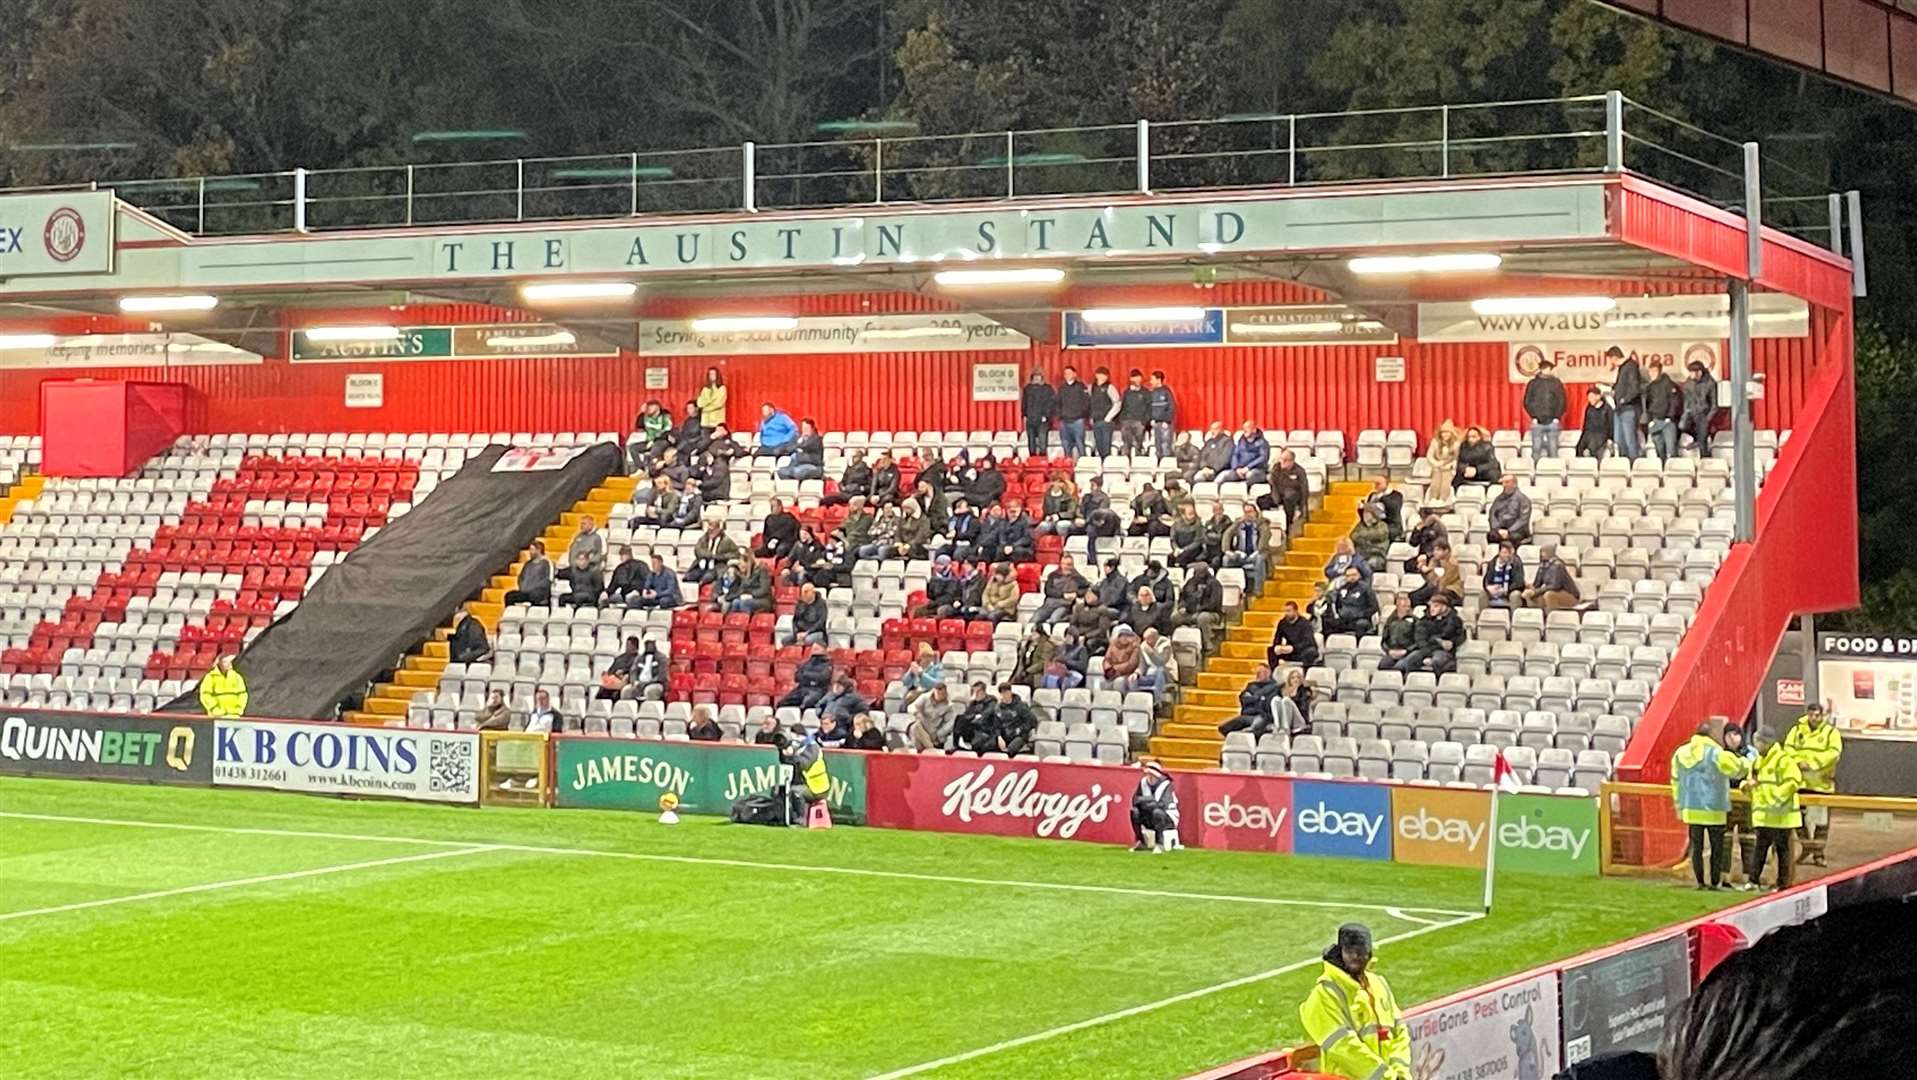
(864, 911, 1484, 1080)
(1386, 905, 1453, 926)
(0, 811, 1482, 918)
(0, 845, 499, 924)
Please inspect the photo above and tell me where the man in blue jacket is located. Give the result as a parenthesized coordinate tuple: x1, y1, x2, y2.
(1670, 719, 1751, 889)
(756, 402, 798, 457)
(1147, 370, 1177, 459)
(1223, 422, 1271, 483)
(630, 552, 683, 609)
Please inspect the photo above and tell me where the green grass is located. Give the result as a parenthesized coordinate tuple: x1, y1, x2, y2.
(0, 778, 1734, 1079)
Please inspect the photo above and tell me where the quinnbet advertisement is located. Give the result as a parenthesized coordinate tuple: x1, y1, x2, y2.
(0, 710, 211, 784)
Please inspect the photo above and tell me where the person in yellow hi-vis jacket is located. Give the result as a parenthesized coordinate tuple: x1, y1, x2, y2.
(1298, 924, 1411, 1080)
(1746, 727, 1804, 891)
(1671, 720, 1751, 890)
(198, 655, 247, 717)
(1784, 703, 1842, 867)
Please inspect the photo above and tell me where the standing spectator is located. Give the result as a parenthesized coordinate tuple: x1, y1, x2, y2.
(1482, 541, 1526, 608)
(1679, 358, 1719, 456)
(1224, 422, 1272, 483)
(1518, 544, 1579, 610)
(504, 541, 554, 605)
(780, 644, 834, 710)
(1130, 761, 1181, 852)
(1395, 594, 1464, 674)
(1260, 448, 1308, 529)
(756, 403, 798, 457)
(605, 545, 647, 606)
(1380, 593, 1417, 668)
(776, 419, 825, 480)
(1194, 421, 1235, 481)
(756, 498, 800, 559)
(785, 582, 828, 645)
(1422, 420, 1461, 509)
(1117, 368, 1152, 454)
(1523, 358, 1568, 459)
(1268, 601, 1319, 669)
(1321, 565, 1380, 636)
(1671, 720, 1751, 889)
(981, 561, 1022, 622)
(561, 551, 606, 608)
(1089, 366, 1120, 457)
(696, 367, 728, 428)
(1349, 505, 1390, 571)
(909, 683, 959, 751)
(1033, 555, 1089, 627)
(524, 689, 562, 734)
(1223, 503, 1272, 593)
(1055, 364, 1091, 458)
(1747, 726, 1804, 890)
(1609, 346, 1645, 460)
(448, 608, 490, 664)
(1147, 369, 1176, 458)
(1785, 703, 1843, 867)
(1217, 665, 1281, 737)
(1020, 369, 1056, 457)
(569, 515, 606, 572)
(1643, 359, 1682, 460)
(197, 655, 248, 717)
(1453, 426, 1500, 487)
(1175, 562, 1224, 651)
(1721, 722, 1761, 887)
(1486, 474, 1532, 545)
(632, 552, 683, 609)
(1576, 386, 1614, 459)
(686, 520, 740, 584)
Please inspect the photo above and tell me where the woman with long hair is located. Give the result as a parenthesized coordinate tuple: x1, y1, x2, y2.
(695, 366, 728, 428)
(1422, 420, 1461, 509)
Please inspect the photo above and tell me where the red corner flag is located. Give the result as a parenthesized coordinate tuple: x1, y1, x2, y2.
(1493, 749, 1523, 794)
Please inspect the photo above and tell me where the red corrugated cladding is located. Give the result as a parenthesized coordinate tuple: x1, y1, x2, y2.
(1612, 176, 1855, 312)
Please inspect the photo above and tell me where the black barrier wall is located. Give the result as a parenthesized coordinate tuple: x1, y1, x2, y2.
(0, 708, 212, 785)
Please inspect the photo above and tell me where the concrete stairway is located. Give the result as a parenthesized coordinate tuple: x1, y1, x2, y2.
(1147, 479, 1373, 769)
(344, 475, 639, 725)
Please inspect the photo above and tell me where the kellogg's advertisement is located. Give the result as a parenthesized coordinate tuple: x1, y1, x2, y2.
(863, 754, 1135, 845)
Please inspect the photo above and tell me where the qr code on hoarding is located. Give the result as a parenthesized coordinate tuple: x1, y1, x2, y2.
(428, 737, 474, 793)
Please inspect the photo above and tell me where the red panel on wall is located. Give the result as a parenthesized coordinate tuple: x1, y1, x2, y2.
(1749, 0, 1827, 69)
(1893, 14, 1917, 102)
(1662, 0, 1749, 42)
(1824, 0, 1894, 92)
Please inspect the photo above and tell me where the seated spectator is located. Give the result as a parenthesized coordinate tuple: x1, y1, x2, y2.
(626, 640, 666, 701)
(779, 643, 834, 709)
(504, 541, 555, 605)
(1055, 628, 1092, 675)
(597, 636, 645, 701)
(1394, 593, 1465, 674)
(776, 419, 825, 480)
(941, 497, 979, 557)
(1487, 474, 1532, 545)
(1169, 503, 1208, 568)
(838, 496, 876, 553)
(1037, 475, 1079, 535)
(629, 553, 682, 609)
(629, 475, 678, 524)
(705, 560, 746, 613)
(1275, 666, 1314, 734)
(757, 402, 798, 456)
(909, 684, 958, 751)
(1222, 504, 1272, 593)
(1258, 448, 1309, 529)
(870, 451, 902, 506)
(916, 448, 950, 500)
(569, 515, 607, 572)
(816, 713, 850, 747)
(1162, 479, 1195, 526)
(1217, 664, 1281, 737)
(752, 714, 788, 748)
(785, 582, 828, 645)
(981, 561, 1021, 622)
(1577, 386, 1613, 458)
(823, 448, 871, 506)
(1268, 600, 1320, 669)
(525, 689, 562, 735)
(847, 712, 886, 751)
(1453, 425, 1501, 487)
(1408, 540, 1462, 608)
(1171, 429, 1201, 481)
(1483, 540, 1526, 608)
(950, 681, 995, 753)
(947, 559, 989, 621)
(1095, 557, 1130, 616)
(1366, 476, 1405, 540)
(854, 504, 901, 560)
(967, 454, 1006, 508)
(634, 398, 673, 454)
(1193, 421, 1235, 482)
(677, 399, 709, 454)
(1127, 483, 1173, 538)
(1323, 537, 1372, 582)
(1137, 626, 1177, 700)
(1129, 560, 1176, 611)
(686, 704, 723, 742)
(915, 479, 947, 533)
(605, 545, 647, 606)
(916, 554, 963, 617)
(1521, 544, 1582, 610)
(1174, 562, 1224, 652)
(993, 503, 1037, 563)
(666, 476, 705, 530)
(899, 642, 944, 707)
(889, 497, 933, 560)
(1033, 554, 1090, 627)
(816, 674, 870, 724)
(991, 684, 1038, 757)
(736, 555, 773, 613)
(561, 551, 606, 608)
(1380, 593, 1417, 667)
(757, 499, 800, 559)
(475, 688, 512, 731)
(1040, 655, 1083, 691)
(1349, 505, 1390, 571)
(1223, 421, 1271, 483)
(1103, 625, 1142, 686)
(1423, 419, 1461, 509)
(1127, 586, 1171, 640)
(1014, 625, 1056, 687)
(1404, 508, 1449, 573)
(1321, 565, 1380, 636)
(1079, 475, 1120, 549)
(448, 608, 490, 664)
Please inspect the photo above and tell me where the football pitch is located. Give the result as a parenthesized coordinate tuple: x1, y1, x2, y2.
(0, 779, 1733, 1079)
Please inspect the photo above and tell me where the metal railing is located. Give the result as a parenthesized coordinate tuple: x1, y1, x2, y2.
(20, 92, 1844, 246)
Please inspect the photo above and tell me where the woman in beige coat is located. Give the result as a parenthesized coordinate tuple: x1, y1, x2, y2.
(1423, 420, 1461, 509)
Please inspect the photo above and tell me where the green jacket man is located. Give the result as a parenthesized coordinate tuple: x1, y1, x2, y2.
(1298, 924, 1411, 1080)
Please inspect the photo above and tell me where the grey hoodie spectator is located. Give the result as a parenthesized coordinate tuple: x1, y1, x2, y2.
(504, 542, 554, 605)
(1194, 422, 1235, 481)
(1487, 474, 1532, 545)
(567, 516, 606, 572)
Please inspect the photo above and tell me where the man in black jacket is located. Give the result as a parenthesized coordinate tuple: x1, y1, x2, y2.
(1095, 557, 1130, 616)
(1056, 365, 1092, 458)
(826, 448, 871, 506)
(1217, 665, 1281, 736)
(1678, 359, 1719, 457)
(1523, 357, 1568, 459)
(1268, 600, 1320, 669)
(870, 452, 902, 506)
(1032, 554, 1089, 627)
(953, 682, 996, 754)
(561, 551, 605, 608)
(1194, 421, 1235, 481)
(1117, 368, 1152, 454)
(1260, 449, 1310, 531)
(1642, 358, 1683, 461)
(1608, 346, 1645, 460)
(1576, 386, 1613, 459)
(448, 609, 490, 663)
(991, 683, 1039, 757)
(1147, 369, 1176, 458)
(1130, 560, 1176, 611)
(1021, 370, 1056, 458)
(605, 545, 647, 606)
(1175, 561, 1224, 651)
(1320, 565, 1380, 636)
(918, 554, 963, 617)
(785, 581, 829, 645)
(1127, 586, 1171, 639)
(779, 644, 834, 709)
(776, 419, 826, 480)
(1397, 593, 1465, 674)
(756, 498, 800, 559)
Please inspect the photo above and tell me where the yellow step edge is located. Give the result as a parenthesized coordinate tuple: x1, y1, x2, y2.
(403, 656, 447, 673)
(422, 640, 451, 659)
(363, 698, 413, 716)
(394, 669, 439, 688)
